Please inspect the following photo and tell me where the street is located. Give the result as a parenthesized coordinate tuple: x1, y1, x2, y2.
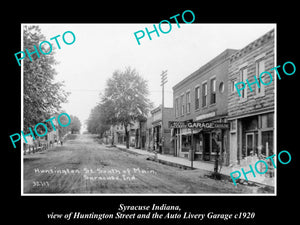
(23, 134, 258, 194)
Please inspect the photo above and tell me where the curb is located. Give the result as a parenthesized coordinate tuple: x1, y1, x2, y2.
(146, 156, 194, 170)
(115, 145, 275, 190)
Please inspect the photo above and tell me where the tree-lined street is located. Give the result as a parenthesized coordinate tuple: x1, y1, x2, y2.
(23, 134, 259, 194)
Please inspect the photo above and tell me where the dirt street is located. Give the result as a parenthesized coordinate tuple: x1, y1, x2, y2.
(23, 134, 259, 194)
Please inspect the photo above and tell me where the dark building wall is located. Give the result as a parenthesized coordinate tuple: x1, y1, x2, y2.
(228, 30, 275, 118)
(227, 29, 275, 166)
(171, 49, 237, 165)
(173, 49, 237, 121)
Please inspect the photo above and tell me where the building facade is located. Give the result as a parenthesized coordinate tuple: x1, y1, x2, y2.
(227, 29, 275, 167)
(150, 106, 174, 154)
(134, 120, 147, 149)
(172, 49, 237, 165)
(145, 115, 153, 150)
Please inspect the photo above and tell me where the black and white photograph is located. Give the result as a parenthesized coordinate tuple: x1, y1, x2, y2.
(20, 23, 276, 195)
(5, 4, 298, 225)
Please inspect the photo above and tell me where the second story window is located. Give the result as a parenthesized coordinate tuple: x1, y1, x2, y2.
(240, 68, 247, 99)
(195, 86, 200, 110)
(231, 80, 237, 93)
(210, 78, 216, 104)
(202, 82, 207, 107)
(180, 94, 185, 116)
(256, 59, 265, 97)
(175, 97, 179, 118)
(186, 91, 191, 114)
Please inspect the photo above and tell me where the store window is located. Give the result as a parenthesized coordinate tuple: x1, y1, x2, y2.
(243, 116, 258, 131)
(230, 120, 237, 131)
(261, 131, 274, 157)
(261, 113, 274, 128)
(195, 134, 203, 152)
(181, 135, 191, 152)
(211, 132, 219, 153)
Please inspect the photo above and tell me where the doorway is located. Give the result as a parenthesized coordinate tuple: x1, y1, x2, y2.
(203, 132, 210, 161)
(245, 133, 254, 157)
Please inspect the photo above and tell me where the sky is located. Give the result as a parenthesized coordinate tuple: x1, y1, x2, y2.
(30, 23, 275, 131)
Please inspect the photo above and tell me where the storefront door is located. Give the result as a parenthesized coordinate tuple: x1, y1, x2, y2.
(203, 132, 210, 161)
(246, 133, 254, 157)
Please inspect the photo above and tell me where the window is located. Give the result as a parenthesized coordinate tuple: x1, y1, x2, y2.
(261, 113, 274, 128)
(180, 94, 184, 116)
(186, 91, 191, 114)
(195, 86, 200, 110)
(261, 131, 274, 157)
(231, 80, 237, 93)
(210, 78, 216, 104)
(202, 82, 207, 107)
(256, 60, 265, 96)
(219, 82, 224, 93)
(230, 120, 237, 131)
(240, 68, 247, 99)
(211, 132, 219, 153)
(175, 97, 179, 118)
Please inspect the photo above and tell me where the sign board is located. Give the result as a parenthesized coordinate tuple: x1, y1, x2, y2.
(187, 122, 229, 129)
(195, 111, 216, 121)
(169, 121, 229, 129)
(168, 120, 192, 129)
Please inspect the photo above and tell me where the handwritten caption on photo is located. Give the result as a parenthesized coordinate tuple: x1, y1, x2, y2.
(31, 167, 158, 187)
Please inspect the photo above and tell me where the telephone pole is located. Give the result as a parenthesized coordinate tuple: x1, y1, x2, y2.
(160, 70, 167, 154)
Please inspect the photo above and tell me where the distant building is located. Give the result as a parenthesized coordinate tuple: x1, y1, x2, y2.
(145, 115, 153, 150)
(112, 124, 125, 145)
(110, 120, 147, 149)
(47, 119, 59, 143)
(150, 106, 174, 155)
(134, 119, 147, 149)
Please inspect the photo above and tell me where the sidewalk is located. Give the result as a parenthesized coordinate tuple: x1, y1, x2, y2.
(115, 144, 275, 187)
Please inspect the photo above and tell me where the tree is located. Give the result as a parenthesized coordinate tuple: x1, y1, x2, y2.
(101, 67, 152, 148)
(69, 115, 81, 134)
(23, 26, 69, 132)
(54, 111, 71, 138)
(86, 103, 111, 137)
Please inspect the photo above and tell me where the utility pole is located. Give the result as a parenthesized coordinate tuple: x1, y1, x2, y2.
(160, 70, 168, 154)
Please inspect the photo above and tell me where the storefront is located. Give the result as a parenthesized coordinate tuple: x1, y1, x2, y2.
(171, 119, 229, 165)
(229, 112, 274, 164)
(152, 123, 162, 152)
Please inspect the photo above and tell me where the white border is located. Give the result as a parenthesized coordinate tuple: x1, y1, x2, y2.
(21, 23, 277, 196)
(21, 23, 24, 195)
(274, 24, 277, 195)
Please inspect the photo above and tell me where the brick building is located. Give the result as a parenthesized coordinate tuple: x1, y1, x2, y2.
(227, 29, 275, 166)
(172, 49, 237, 165)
